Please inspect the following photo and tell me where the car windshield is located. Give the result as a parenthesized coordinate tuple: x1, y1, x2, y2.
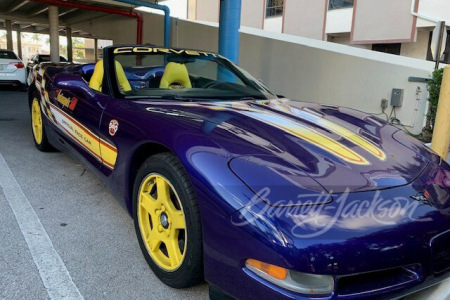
(112, 47, 276, 100)
(0, 51, 18, 59)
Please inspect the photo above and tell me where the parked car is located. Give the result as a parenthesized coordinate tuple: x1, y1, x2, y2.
(26, 54, 67, 79)
(0, 49, 26, 90)
(27, 45, 450, 300)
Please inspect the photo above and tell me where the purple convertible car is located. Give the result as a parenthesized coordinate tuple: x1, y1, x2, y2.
(28, 45, 450, 299)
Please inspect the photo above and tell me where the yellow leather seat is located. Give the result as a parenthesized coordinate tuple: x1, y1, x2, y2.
(89, 60, 132, 92)
(159, 62, 192, 89)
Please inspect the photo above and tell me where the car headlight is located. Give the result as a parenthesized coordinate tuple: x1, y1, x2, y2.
(246, 259, 334, 295)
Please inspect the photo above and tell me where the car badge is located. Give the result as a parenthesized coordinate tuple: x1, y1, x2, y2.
(411, 192, 430, 205)
(109, 120, 119, 136)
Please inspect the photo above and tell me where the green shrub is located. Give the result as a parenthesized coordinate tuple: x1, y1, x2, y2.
(426, 68, 444, 131)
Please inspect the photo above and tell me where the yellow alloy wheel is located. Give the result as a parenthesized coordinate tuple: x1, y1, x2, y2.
(138, 174, 187, 271)
(31, 98, 43, 145)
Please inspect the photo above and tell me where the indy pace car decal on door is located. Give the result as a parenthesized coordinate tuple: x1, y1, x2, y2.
(33, 66, 118, 170)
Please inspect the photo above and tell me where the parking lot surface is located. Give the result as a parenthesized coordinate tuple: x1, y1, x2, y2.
(0, 88, 208, 299)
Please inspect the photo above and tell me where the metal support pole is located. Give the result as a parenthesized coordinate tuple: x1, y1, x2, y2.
(94, 38, 98, 62)
(66, 27, 73, 62)
(218, 0, 242, 64)
(5, 20, 13, 51)
(17, 28, 23, 60)
(431, 65, 450, 159)
(435, 21, 446, 70)
(48, 5, 60, 63)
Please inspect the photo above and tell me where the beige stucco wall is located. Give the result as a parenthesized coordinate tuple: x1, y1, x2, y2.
(241, 0, 264, 29)
(195, 0, 219, 23)
(283, 0, 327, 40)
(400, 29, 431, 60)
(187, 0, 197, 20)
(352, 0, 416, 44)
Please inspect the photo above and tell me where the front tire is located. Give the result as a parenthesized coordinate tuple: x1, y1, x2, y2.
(30, 95, 54, 152)
(133, 153, 203, 288)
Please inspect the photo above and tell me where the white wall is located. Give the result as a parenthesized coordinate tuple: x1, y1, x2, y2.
(326, 8, 353, 34)
(73, 14, 436, 134)
(264, 16, 282, 33)
(418, 0, 450, 24)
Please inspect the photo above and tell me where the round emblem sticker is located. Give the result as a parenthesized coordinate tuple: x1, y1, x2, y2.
(109, 120, 119, 136)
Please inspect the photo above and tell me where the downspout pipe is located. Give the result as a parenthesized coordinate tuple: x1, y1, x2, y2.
(29, 0, 143, 44)
(112, 0, 171, 47)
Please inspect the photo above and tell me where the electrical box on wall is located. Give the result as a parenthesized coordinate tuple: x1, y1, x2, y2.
(381, 99, 388, 110)
(391, 89, 404, 107)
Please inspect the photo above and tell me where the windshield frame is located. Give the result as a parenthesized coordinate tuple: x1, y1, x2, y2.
(105, 45, 276, 101)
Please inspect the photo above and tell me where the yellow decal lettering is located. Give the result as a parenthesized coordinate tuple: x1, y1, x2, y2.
(114, 47, 217, 57)
(185, 50, 200, 56)
(133, 47, 152, 53)
(114, 47, 133, 54)
(153, 48, 170, 54)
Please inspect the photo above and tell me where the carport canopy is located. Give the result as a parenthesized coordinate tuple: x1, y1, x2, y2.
(0, 0, 243, 64)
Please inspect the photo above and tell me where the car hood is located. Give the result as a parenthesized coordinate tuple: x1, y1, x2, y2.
(141, 98, 437, 194)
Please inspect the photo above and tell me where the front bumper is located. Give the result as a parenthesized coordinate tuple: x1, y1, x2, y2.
(205, 221, 450, 300)
(203, 160, 450, 299)
(207, 258, 450, 300)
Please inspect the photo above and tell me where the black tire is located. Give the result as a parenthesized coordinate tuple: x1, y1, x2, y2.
(30, 92, 55, 152)
(132, 152, 203, 288)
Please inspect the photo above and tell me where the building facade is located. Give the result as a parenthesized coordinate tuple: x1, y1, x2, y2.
(187, 0, 450, 63)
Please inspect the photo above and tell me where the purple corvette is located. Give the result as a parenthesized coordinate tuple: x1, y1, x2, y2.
(28, 45, 450, 299)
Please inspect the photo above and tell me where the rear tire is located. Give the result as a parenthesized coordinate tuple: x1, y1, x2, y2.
(133, 153, 203, 288)
(30, 93, 54, 152)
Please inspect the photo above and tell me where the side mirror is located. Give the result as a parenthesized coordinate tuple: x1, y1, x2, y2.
(52, 74, 96, 98)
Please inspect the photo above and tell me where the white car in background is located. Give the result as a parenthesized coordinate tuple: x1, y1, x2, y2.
(0, 49, 26, 91)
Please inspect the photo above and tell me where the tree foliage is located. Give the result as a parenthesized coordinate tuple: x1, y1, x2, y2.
(426, 68, 444, 131)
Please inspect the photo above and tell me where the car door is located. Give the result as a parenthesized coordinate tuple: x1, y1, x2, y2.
(47, 80, 107, 170)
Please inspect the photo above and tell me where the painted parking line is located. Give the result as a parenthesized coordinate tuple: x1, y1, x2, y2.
(0, 153, 83, 300)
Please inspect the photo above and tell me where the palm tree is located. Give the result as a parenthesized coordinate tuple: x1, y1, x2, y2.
(31, 33, 40, 43)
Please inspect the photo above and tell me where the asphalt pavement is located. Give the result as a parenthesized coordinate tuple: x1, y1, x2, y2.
(0, 87, 208, 299)
(0, 87, 449, 300)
